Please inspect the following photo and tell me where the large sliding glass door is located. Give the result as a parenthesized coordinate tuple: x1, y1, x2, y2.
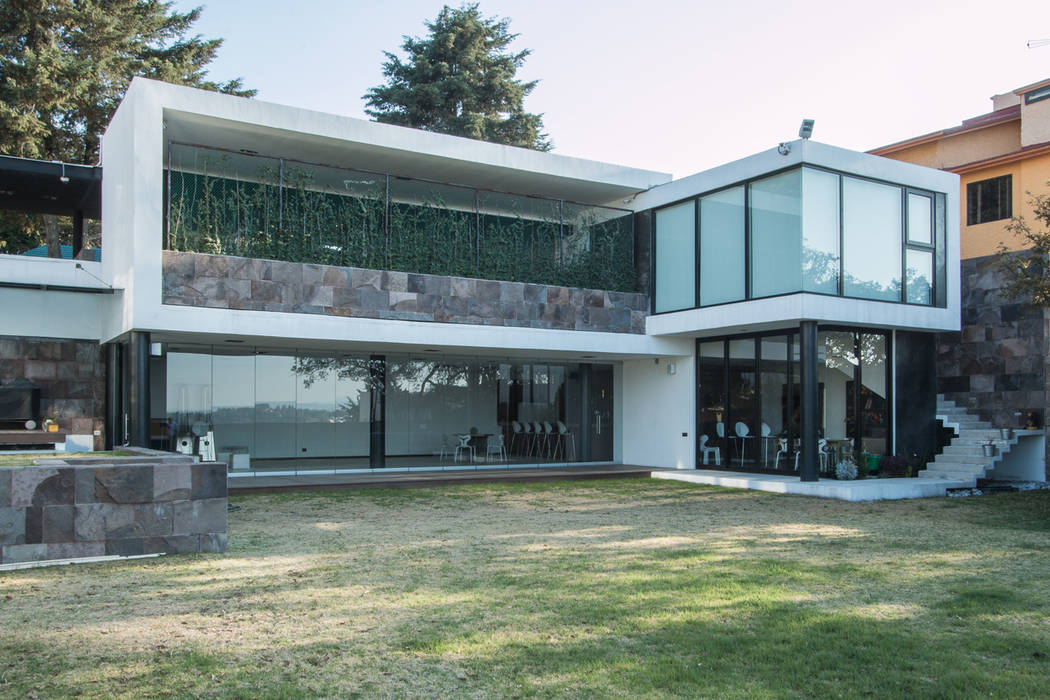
(697, 329, 891, 474)
(154, 345, 614, 472)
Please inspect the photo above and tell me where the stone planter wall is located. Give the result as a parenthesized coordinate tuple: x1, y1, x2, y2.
(162, 251, 649, 334)
(0, 457, 227, 565)
(0, 335, 105, 448)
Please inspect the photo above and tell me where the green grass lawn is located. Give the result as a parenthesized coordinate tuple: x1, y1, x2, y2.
(0, 451, 134, 467)
(1, 479, 1048, 698)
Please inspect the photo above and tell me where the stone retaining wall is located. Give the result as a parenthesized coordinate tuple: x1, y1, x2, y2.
(0, 335, 105, 448)
(0, 458, 227, 564)
(935, 252, 1050, 433)
(163, 251, 649, 334)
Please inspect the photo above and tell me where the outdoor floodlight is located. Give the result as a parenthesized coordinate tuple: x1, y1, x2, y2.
(799, 119, 815, 139)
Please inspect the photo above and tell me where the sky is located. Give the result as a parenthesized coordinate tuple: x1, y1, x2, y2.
(173, 0, 1050, 179)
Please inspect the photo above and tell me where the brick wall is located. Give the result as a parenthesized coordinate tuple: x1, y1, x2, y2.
(0, 456, 227, 564)
(162, 251, 649, 334)
(0, 336, 105, 447)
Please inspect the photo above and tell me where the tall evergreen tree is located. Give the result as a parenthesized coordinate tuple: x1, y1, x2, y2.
(0, 0, 253, 253)
(364, 3, 551, 151)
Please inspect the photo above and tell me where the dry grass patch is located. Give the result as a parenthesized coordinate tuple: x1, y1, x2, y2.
(1, 479, 1048, 697)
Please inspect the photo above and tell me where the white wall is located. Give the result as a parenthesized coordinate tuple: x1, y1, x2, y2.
(621, 347, 696, 469)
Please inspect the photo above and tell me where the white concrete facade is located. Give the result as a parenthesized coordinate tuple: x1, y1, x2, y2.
(1, 79, 961, 478)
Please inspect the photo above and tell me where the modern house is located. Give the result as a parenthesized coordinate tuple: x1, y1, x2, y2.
(1, 78, 961, 484)
(871, 79, 1050, 461)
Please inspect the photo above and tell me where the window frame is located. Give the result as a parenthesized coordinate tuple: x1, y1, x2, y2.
(966, 174, 1012, 226)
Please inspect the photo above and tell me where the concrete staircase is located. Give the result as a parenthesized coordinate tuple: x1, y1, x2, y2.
(920, 395, 1013, 486)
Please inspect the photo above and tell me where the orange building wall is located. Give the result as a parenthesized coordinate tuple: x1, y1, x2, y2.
(959, 153, 1050, 259)
(880, 122, 1021, 171)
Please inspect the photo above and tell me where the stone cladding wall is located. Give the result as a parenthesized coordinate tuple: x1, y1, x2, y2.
(0, 457, 227, 564)
(162, 251, 649, 334)
(935, 253, 1050, 458)
(0, 335, 105, 447)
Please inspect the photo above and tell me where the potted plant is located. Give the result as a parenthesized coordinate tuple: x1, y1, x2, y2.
(42, 417, 59, 433)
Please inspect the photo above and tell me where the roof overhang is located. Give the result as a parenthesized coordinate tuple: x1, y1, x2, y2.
(0, 155, 101, 219)
(150, 78, 671, 205)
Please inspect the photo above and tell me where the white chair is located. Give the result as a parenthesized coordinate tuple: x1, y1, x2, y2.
(699, 434, 721, 466)
(760, 423, 773, 466)
(486, 434, 507, 462)
(542, 421, 556, 459)
(532, 421, 548, 458)
(522, 421, 534, 457)
(734, 421, 751, 465)
(775, 438, 800, 471)
(437, 434, 453, 461)
(556, 421, 576, 461)
(454, 434, 475, 463)
(817, 438, 829, 472)
(510, 421, 523, 456)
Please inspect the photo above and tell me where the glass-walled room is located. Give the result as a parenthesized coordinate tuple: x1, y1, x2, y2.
(652, 165, 946, 313)
(150, 344, 614, 473)
(697, 329, 890, 474)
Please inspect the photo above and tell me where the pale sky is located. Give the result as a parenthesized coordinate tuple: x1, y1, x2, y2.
(174, 0, 1050, 178)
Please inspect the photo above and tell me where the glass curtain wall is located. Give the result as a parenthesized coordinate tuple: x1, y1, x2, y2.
(154, 346, 605, 471)
(697, 329, 890, 474)
(654, 201, 695, 312)
(653, 165, 944, 313)
(699, 187, 745, 305)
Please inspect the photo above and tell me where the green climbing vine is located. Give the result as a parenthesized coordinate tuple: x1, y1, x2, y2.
(165, 145, 638, 292)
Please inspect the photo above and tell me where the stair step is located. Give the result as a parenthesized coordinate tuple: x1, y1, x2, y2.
(934, 453, 994, 465)
(950, 430, 1006, 440)
(942, 445, 995, 456)
(918, 470, 978, 484)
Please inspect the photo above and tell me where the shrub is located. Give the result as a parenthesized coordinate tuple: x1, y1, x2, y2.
(835, 460, 858, 480)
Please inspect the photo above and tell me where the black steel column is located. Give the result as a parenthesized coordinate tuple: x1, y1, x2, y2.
(799, 321, 819, 482)
(579, 365, 592, 462)
(127, 332, 151, 448)
(104, 343, 123, 449)
(72, 210, 84, 259)
(369, 355, 386, 468)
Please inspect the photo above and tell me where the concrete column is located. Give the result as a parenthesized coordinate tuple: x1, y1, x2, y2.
(799, 321, 819, 482)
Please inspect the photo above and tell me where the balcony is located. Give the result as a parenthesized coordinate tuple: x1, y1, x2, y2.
(164, 143, 638, 293)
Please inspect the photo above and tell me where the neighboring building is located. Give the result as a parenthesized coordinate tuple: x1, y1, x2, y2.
(0, 78, 961, 483)
(870, 77, 1050, 260)
(871, 80, 1050, 463)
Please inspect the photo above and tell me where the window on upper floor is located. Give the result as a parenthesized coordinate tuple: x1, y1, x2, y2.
(650, 165, 948, 312)
(966, 175, 1012, 226)
(1024, 84, 1050, 104)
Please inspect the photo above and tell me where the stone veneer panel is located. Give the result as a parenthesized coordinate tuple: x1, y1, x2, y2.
(162, 251, 649, 334)
(935, 252, 1049, 479)
(0, 335, 105, 447)
(0, 459, 227, 564)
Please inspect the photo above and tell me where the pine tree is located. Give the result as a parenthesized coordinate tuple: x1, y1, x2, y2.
(364, 3, 551, 151)
(0, 0, 253, 253)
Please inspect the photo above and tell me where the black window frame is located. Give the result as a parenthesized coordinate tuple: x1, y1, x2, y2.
(966, 174, 1012, 226)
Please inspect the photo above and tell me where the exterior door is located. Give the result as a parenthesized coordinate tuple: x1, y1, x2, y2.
(589, 365, 614, 461)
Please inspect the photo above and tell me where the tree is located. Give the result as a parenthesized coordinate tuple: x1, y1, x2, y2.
(0, 0, 254, 253)
(364, 3, 551, 151)
(994, 190, 1050, 306)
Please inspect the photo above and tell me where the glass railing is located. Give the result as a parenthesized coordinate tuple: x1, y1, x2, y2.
(165, 143, 638, 292)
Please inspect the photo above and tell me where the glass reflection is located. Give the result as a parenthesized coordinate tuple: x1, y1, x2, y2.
(700, 187, 745, 305)
(843, 177, 902, 301)
(654, 201, 695, 312)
